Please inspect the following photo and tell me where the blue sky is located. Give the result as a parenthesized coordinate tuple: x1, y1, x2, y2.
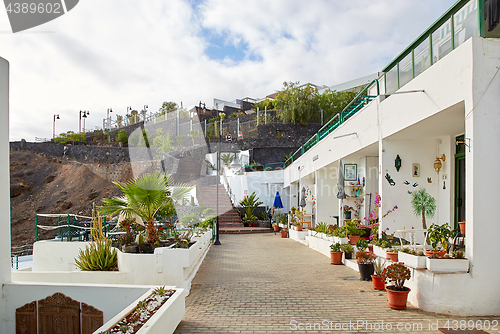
(0, 0, 457, 141)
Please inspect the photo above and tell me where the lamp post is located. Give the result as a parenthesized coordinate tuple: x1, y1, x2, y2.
(126, 106, 132, 125)
(53, 114, 60, 139)
(214, 131, 221, 245)
(142, 105, 148, 122)
(107, 108, 113, 130)
(79, 110, 89, 133)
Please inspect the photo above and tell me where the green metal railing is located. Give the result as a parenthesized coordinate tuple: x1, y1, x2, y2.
(286, 79, 380, 165)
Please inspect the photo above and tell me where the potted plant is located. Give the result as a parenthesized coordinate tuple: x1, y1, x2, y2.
(381, 262, 411, 309)
(341, 243, 354, 259)
(273, 223, 280, 232)
(355, 238, 368, 251)
(330, 242, 343, 265)
(239, 192, 263, 228)
(346, 220, 364, 244)
(343, 205, 354, 220)
(356, 250, 375, 281)
(292, 221, 303, 231)
(427, 223, 457, 257)
(280, 228, 288, 238)
(386, 247, 399, 262)
(410, 188, 436, 229)
(371, 257, 386, 290)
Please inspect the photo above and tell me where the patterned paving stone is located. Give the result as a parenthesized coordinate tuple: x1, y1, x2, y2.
(175, 234, 499, 334)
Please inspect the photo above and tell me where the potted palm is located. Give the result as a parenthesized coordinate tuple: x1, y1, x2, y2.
(356, 250, 375, 281)
(381, 262, 411, 309)
(240, 192, 263, 228)
(100, 173, 191, 246)
(371, 257, 386, 290)
(330, 242, 343, 265)
(411, 188, 436, 229)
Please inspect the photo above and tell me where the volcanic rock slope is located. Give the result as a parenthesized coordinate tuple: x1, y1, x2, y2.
(10, 151, 127, 248)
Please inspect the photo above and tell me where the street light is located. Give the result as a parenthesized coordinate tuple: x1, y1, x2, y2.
(214, 130, 221, 245)
(79, 110, 89, 133)
(53, 114, 60, 139)
(127, 106, 132, 125)
(107, 108, 113, 130)
(143, 105, 148, 122)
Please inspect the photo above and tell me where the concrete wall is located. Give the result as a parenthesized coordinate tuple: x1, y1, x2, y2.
(0, 55, 10, 334)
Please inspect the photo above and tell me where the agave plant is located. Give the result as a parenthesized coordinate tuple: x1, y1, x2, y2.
(75, 239, 117, 271)
(411, 188, 436, 229)
(100, 173, 192, 244)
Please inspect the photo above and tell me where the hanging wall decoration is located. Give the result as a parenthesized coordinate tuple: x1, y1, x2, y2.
(385, 173, 396, 186)
(395, 155, 402, 172)
(412, 163, 420, 177)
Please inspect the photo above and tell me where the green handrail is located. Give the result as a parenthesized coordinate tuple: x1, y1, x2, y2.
(265, 162, 286, 171)
(285, 79, 379, 165)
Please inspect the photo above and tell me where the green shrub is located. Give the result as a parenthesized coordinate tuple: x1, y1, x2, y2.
(75, 239, 117, 271)
(116, 130, 128, 144)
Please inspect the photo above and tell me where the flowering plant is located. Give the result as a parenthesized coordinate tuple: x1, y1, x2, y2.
(118, 232, 135, 245)
(381, 262, 411, 291)
(343, 205, 354, 213)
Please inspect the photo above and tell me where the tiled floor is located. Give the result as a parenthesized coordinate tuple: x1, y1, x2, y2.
(175, 233, 497, 333)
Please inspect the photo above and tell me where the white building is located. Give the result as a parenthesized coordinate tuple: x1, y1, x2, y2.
(284, 0, 500, 315)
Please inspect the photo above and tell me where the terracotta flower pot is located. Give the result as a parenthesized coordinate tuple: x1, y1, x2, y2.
(348, 235, 361, 245)
(425, 250, 447, 258)
(386, 286, 411, 310)
(273, 225, 280, 232)
(280, 230, 288, 238)
(371, 275, 385, 290)
(296, 225, 303, 231)
(458, 222, 465, 235)
(386, 251, 399, 262)
(330, 251, 343, 265)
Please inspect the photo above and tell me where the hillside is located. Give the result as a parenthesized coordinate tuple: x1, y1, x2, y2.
(10, 151, 127, 248)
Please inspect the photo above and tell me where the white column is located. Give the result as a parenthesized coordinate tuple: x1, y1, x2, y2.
(0, 56, 11, 332)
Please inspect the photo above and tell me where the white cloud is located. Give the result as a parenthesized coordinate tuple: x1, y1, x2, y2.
(1, 0, 457, 141)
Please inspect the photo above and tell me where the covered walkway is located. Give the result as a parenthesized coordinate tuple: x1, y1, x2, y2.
(175, 234, 471, 334)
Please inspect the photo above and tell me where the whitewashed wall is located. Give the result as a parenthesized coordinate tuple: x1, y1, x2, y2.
(226, 170, 287, 210)
(0, 56, 9, 334)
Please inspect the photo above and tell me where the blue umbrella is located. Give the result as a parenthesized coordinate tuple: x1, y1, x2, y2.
(273, 191, 283, 209)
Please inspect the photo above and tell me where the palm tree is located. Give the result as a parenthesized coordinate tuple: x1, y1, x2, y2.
(99, 173, 192, 244)
(411, 188, 436, 229)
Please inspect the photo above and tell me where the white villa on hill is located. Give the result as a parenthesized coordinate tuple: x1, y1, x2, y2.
(284, 0, 500, 315)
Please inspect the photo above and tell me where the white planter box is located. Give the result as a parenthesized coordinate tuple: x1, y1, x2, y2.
(94, 287, 185, 334)
(426, 258, 469, 273)
(373, 245, 387, 258)
(305, 235, 333, 258)
(398, 251, 426, 269)
(289, 229, 308, 241)
(333, 236, 349, 244)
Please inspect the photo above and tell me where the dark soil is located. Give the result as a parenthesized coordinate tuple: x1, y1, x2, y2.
(10, 151, 127, 249)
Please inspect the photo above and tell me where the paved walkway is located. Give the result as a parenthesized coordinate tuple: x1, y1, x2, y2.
(175, 234, 487, 334)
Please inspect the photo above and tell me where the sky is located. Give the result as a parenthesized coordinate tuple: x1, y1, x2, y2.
(0, 0, 458, 141)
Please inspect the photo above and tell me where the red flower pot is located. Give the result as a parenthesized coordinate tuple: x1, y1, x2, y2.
(348, 235, 361, 245)
(296, 225, 303, 231)
(425, 250, 447, 258)
(273, 225, 280, 232)
(371, 275, 385, 290)
(280, 230, 288, 238)
(386, 251, 399, 262)
(330, 252, 343, 265)
(459, 222, 465, 235)
(386, 286, 411, 310)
